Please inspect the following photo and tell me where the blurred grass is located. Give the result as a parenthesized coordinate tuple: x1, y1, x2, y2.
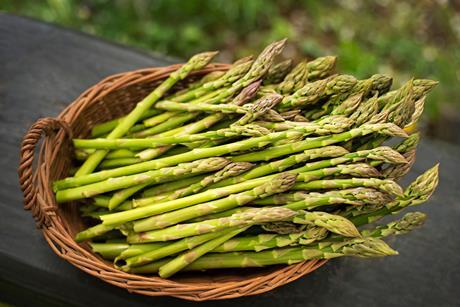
(2, 0, 459, 121)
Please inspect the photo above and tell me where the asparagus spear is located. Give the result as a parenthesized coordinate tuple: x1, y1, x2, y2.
(158, 227, 248, 278)
(130, 173, 298, 232)
(235, 93, 283, 125)
(214, 146, 405, 190)
(73, 124, 272, 150)
(305, 56, 337, 81)
(255, 188, 391, 207)
(263, 59, 293, 85)
(75, 51, 218, 176)
(119, 228, 237, 268)
(348, 164, 439, 226)
(55, 157, 230, 202)
(128, 237, 396, 273)
(128, 206, 297, 243)
(293, 177, 404, 197)
(278, 61, 309, 94)
(361, 211, 427, 238)
(166, 162, 254, 200)
(277, 74, 357, 110)
(232, 123, 407, 162)
(255, 115, 354, 134)
(213, 226, 327, 252)
(293, 211, 361, 237)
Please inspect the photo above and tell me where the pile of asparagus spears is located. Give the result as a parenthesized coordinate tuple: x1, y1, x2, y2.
(53, 39, 440, 278)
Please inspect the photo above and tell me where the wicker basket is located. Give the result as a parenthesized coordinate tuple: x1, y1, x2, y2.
(18, 64, 326, 301)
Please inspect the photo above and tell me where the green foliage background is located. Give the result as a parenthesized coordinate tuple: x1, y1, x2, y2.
(2, 0, 459, 120)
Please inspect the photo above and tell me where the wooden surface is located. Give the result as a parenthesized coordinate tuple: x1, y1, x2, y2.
(1, 13, 459, 307)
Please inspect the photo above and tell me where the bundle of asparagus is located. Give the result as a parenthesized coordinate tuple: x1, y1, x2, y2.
(54, 39, 440, 279)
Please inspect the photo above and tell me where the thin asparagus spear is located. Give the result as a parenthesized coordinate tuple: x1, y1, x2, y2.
(91, 109, 161, 138)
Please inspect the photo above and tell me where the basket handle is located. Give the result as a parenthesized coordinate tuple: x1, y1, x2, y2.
(18, 117, 72, 227)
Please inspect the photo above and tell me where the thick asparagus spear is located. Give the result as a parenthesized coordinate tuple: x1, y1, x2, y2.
(128, 237, 397, 273)
(119, 228, 237, 268)
(158, 227, 248, 278)
(255, 188, 391, 207)
(278, 61, 309, 94)
(263, 59, 293, 85)
(232, 123, 407, 162)
(130, 174, 298, 232)
(292, 211, 360, 237)
(55, 157, 230, 202)
(212, 145, 405, 189)
(128, 206, 297, 243)
(213, 226, 327, 253)
(293, 177, 404, 197)
(277, 74, 357, 110)
(348, 164, 439, 226)
(75, 51, 218, 176)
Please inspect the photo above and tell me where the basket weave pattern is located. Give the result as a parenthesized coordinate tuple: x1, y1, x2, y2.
(18, 64, 326, 301)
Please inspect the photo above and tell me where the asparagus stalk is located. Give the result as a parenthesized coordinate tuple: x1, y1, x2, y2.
(348, 164, 439, 226)
(256, 188, 391, 207)
(255, 115, 354, 134)
(166, 162, 254, 200)
(232, 123, 407, 162)
(130, 173, 298, 232)
(128, 207, 297, 243)
(277, 74, 358, 110)
(361, 211, 427, 238)
(73, 124, 272, 150)
(278, 61, 309, 94)
(119, 228, 236, 268)
(211, 145, 405, 189)
(213, 226, 327, 252)
(263, 59, 293, 85)
(158, 227, 248, 278)
(91, 109, 160, 138)
(55, 157, 230, 202)
(293, 177, 404, 197)
(128, 237, 397, 273)
(75, 51, 218, 176)
(292, 211, 360, 237)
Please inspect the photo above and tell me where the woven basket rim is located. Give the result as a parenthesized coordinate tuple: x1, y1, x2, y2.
(18, 63, 327, 301)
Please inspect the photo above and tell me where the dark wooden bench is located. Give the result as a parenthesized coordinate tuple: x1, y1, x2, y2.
(1, 13, 459, 307)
